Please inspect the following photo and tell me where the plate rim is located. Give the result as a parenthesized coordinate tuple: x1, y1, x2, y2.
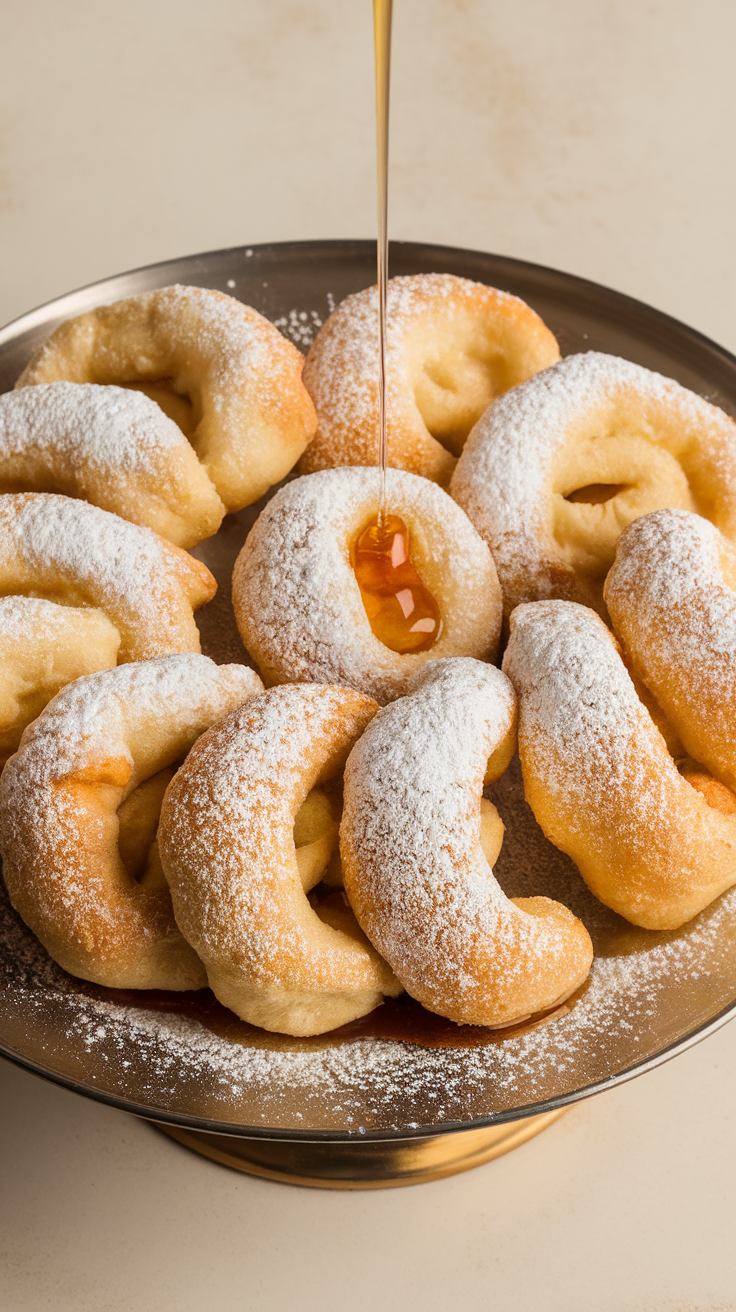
(2, 236, 736, 1143)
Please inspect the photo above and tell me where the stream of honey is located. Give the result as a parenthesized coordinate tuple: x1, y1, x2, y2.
(374, 0, 392, 522)
(351, 0, 443, 657)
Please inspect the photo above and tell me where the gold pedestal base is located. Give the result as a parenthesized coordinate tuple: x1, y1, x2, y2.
(153, 1108, 566, 1189)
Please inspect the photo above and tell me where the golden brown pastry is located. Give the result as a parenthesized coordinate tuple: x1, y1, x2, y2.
(0, 382, 224, 548)
(0, 492, 215, 660)
(451, 352, 736, 619)
(158, 683, 402, 1035)
(16, 284, 318, 510)
(605, 508, 736, 793)
(233, 467, 502, 704)
(299, 273, 560, 485)
(340, 659, 593, 1026)
(0, 492, 216, 758)
(503, 598, 736, 930)
(0, 596, 120, 770)
(0, 655, 263, 989)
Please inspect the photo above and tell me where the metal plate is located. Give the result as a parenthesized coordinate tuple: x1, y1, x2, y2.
(2, 239, 736, 1144)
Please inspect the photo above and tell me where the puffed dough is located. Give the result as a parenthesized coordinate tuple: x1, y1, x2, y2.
(340, 659, 593, 1027)
(158, 684, 402, 1036)
(300, 273, 560, 485)
(451, 352, 736, 618)
(0, 655, 263, 989)
(503, 600, 736, 930)
(233, 467, 502, 704)
(0, 596, 120, 769)
(605, 508, 736, 794)
(16, 284, 318, 510)
(0, 493, 216, 661)
(0, 383, 225, 548)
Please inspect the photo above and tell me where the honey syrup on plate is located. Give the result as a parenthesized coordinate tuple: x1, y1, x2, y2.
(352, 0, 442, 656)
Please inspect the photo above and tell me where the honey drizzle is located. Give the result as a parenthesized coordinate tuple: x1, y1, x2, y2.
(374, 0, 392, 523)
(352, 512, 442, 654)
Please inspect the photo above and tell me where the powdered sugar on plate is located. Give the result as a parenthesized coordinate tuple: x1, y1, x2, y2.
(2, 748, 734, 1133)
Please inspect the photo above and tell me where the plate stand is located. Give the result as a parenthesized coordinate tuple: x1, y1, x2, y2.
(152, 1108, 567, 1189)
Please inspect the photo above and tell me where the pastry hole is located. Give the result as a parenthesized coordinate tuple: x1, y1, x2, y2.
(294, 784, 342, 891)
(308, 885, 371, 946)
(351, 513, 443, 654)
(479, 797, 504, 868)
(122, 381, 199, 439)
(413, 348, 498, 456)
(677, 757, 736, 817)
(564, 483, 631, 505)
(117, 767, 176, 884)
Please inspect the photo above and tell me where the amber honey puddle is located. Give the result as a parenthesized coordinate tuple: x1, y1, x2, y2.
(352, 513, 442, 654)
(79, 979, 589, 1053)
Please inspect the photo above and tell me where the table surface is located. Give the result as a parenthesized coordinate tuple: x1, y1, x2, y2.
(3, 3, 736, 1308)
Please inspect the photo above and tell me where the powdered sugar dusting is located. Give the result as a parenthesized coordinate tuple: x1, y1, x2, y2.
(159, 684, 385, 993)
(232, 466, 500, 704)
(0, 493, 213, 659)
(300, 272, 548, 479)
(0, 382, 185, 472)
(451, 351, 736, 612)
(341, 658, 591, 1023)
(2, 745, 735, 1131)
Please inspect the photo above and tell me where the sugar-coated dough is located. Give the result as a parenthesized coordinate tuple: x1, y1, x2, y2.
(340, 659, 593, 1026)
(233, 467, 502, 704)
(158, 683, 402, 1036)
(451, 352, 736, 618)
(300, 273, 560, 484)
(16, 284, 317, 511)
(0, 596, 120, 769)
(0, 383, 224, 548)
(0, 492, 216, 661)
(0, 656, 263, 989)
(503, 599, 736, 930)
(605, 508, 736, 794)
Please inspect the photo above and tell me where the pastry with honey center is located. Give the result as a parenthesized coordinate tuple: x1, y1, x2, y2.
(232, 467, 502, 704)
(0, 655, 263, 990)
(16, 284, 318, 511)
(451, 352, 736, 619)
(503, 599, 736, 930)
(299, 272, 560, 485)
(340, 659, 593, 1027)
(0, 383, 224, 548)
(158, 683, 402, 1036)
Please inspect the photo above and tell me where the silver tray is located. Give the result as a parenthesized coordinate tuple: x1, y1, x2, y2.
(2, 240, 736, 1155)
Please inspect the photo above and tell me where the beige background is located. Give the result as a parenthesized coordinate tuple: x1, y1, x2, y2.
(2, 1, 736, 1308)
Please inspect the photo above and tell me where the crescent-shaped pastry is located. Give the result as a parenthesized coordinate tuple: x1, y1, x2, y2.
(0, 655, 263, 990)
(605, 508, 736, 793)
(232, 467, 502, 704)
(0, 492, 215, 661)
(451, 352, 736, 618)
(158, 683, 402, 1036)
(0, 383, 224, 548)
(0, 596, 120, 770)
(503, 599, 736, 930)
(16, 284, 317, 510)
(299, 273, 560, 485)
(340, 659, 593, 1027)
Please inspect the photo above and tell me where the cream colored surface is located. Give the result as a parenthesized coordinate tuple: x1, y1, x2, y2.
(2, 0, 736, 1307)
